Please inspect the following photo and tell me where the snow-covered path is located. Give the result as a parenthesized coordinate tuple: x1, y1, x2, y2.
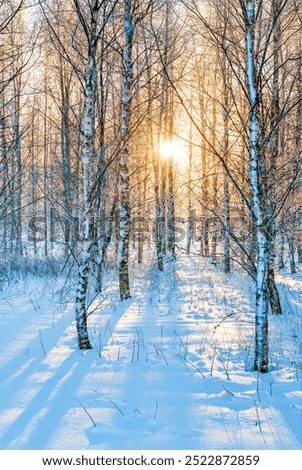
(0, 255, 301, 449)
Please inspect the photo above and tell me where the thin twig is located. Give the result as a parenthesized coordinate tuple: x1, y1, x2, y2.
(152, 344, 169, 365)
(73, 398, 96, 427)
(177, 354, 206, 378)
(174, 330, 188, 358)
(92, 390, 125, 416)
(222, 384, 235, 397)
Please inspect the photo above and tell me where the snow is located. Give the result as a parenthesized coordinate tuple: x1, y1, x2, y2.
(0, 254, 301, 450)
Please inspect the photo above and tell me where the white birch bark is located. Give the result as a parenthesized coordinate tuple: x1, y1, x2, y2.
(294, 37, 302, 266)
(59, 57, 72, 226)
(75, 50, 97, 349)
(159, 162, 167, 257)
(218, 36, 231, 273)
(288, 236, 296, 274)
(266, 0, 282, 315)
(186, 130, 193, 254)
(12, 76, 23, 256)
(165, 4, 175, 259)
(75, 2, 99, 349)
(198, 73, 209, 256)
(151, 123, 164, 270)
(118, 0, 134, 300)
(222, 66, 231, 273)
(43, 63, 49, 257)
(167, 146, 176, 257)
(0, 110, 8, 253)
(245, 0, 269, 372)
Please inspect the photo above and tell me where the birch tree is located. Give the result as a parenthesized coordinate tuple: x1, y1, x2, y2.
(73, 0, 122, 348)
(118, 0, 134, 301)
(73, 0, 100, 349)
(220, 51, 231, 273)
(118, 0, 156, 297)
(241, 0, 270, 372)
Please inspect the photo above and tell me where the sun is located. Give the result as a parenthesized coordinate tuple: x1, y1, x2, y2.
(159, 139, 188, 166)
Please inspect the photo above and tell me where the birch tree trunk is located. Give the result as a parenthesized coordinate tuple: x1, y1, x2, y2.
(167, 156, 175, 258)
(221, 50, 231, 273)
(165, 26, 175, 258)
(166, 107, 176, 260)
(288, 236, 296, 274)
(43, 63, 49, 257)
(198, 71, 209, 256)
(118, 0, 134, 301)
(0, 110, 8, 254)
(151, 121, 164, 271)
(59, 57, 72, 226)
(29, 104, 38, 256)
(186, 122, 193, 254)
(295, 36, 302, 266)
(267, 0, 282, 315)
(244, 0, 269, 373)
(74, 1, 100, 349)
(75, 49, 96, 348)
(12, 75, 23, 256)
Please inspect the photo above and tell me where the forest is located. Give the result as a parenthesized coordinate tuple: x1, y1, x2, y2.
(0, 0, 301, 451)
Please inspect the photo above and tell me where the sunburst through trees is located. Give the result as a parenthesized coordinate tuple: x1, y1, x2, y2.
(0, 0, 302, 373)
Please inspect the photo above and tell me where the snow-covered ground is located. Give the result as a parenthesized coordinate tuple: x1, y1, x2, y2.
(0, 254, 301, 450)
